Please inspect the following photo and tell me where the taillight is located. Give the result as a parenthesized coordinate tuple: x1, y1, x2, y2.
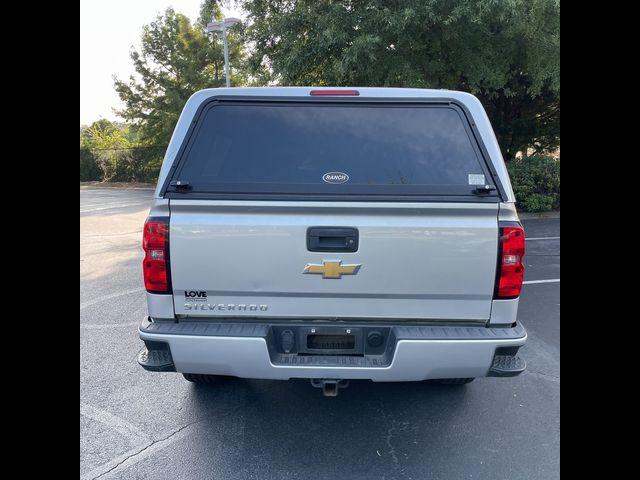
(494, 222, 525, 299)
(142, 217, 171, 294)
(309, 89, 360, 96)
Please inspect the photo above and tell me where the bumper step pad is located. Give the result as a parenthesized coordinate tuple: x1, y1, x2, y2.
(137, 347, 176, 372)
(488, 354, 526, 377)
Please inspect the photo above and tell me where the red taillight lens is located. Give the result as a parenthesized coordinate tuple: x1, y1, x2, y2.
(309, 89, 360, 96)
(495, 222, 525, 299)
(142, 218, 171, 294)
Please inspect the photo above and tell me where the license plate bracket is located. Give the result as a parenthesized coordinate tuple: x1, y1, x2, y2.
(298, 327, 364, 355)
(307, 334, 355, 350)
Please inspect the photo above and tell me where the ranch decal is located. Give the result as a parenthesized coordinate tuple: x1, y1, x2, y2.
(322, 172, 349, 184)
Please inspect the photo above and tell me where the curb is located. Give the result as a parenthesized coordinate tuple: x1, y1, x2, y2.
(518, 211, 560, 220)
(80, 182, 155, 190)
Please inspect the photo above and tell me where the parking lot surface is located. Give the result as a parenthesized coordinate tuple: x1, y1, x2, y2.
(80, 186, 559, 480)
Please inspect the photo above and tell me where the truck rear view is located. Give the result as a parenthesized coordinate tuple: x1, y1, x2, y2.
(137, 87, 526, 396)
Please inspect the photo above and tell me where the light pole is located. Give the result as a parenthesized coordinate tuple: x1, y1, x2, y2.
(207, 17, 241, 88)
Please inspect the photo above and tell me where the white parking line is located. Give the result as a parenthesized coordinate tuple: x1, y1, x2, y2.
(523, 279, 560, 284)
(81, 321, 140, 330)
(80, 202, 150, 213)
(525, 236, 560, 241)
(80, 289, 144, 310)
(80, 199, 147, 206)
(80, 404, 151, 447)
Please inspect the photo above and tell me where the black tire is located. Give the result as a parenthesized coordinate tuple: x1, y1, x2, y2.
(182, 373, 225, 384)
(432, 378, 475, 385)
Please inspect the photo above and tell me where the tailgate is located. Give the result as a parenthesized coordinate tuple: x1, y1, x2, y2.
(169, 201, 498, 320)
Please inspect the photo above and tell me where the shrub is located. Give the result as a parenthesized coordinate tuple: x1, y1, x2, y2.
(93, 149, 134, 182)
(142, 155, 164, 183)
(507, 156, 560, 213)
(80, 146, 166, 183)
(80, 149, 101, 181)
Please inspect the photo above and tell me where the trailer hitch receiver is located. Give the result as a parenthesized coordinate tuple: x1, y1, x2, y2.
(310, 378, 350, 397)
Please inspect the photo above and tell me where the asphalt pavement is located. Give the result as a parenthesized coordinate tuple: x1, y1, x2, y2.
(80, 186, 560, 480)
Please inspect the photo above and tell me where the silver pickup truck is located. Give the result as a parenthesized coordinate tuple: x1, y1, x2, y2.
(137, 87, 527, 396)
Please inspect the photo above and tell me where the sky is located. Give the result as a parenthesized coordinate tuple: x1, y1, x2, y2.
(80, 0, 244, 125)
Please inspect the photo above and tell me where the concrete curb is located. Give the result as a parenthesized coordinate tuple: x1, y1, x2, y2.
(518, 211, 560, 220)
(80, 182, 155, 190)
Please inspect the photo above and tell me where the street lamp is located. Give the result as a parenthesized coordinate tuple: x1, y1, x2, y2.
(207, 17, 241, 88)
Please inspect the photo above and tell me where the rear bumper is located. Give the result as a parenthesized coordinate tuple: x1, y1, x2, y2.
(138, 318, 526, 381)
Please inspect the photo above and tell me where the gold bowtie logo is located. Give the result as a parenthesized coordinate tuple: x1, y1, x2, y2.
(303, 260, 362, 279)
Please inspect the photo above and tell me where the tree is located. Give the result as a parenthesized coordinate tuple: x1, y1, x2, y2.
(80, 120, 133, 181)
(242, 0, 560, 159)
(80, 119, 131, 150)
(114, 4, 248, 145)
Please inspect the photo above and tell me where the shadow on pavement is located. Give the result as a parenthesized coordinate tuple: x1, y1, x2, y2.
(184, 377, 470, 479)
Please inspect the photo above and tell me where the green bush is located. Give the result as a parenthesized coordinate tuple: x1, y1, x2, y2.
(142, 155, 164, 183)
(93, 149, 132, 182)
(80, 149, 101, 181)
(80, 147, 165, 183)
(507, 156, 560, 213)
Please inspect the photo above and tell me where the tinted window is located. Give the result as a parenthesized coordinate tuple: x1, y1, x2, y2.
(174, 102, 490, 194)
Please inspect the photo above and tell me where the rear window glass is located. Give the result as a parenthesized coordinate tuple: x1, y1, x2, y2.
(172, 102, 491, 195)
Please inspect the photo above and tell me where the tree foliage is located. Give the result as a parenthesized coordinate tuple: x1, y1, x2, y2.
(242, 0, 560, 158)
(80, 120, 166, 182)
(80, 119, 131, 150)
(114, 4, 248, 145)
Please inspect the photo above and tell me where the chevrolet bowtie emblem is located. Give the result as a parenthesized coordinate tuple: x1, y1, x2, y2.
(303, 260, 362, 279)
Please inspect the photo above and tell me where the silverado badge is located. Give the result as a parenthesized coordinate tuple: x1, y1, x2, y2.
(303, 260, 361, 279)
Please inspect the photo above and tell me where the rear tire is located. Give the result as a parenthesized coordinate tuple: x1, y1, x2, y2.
(182, 373, 225, 384)
(432, 378, 475, 385)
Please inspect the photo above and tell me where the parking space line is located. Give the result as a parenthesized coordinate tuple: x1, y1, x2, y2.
(80, 202, 150, 213)
(525, 370, 560, 384)
(523, 279, 560, 284)
(80, 199, 147, 206)
(80, 404, 152, 446)
(80, 289, 144, 310)
(525, 236, 560, 241)
(81, 231, 141, 238)
(81, 321, 140, 330)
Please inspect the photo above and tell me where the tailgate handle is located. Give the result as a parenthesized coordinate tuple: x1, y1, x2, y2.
(307, 227, 359, 252)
